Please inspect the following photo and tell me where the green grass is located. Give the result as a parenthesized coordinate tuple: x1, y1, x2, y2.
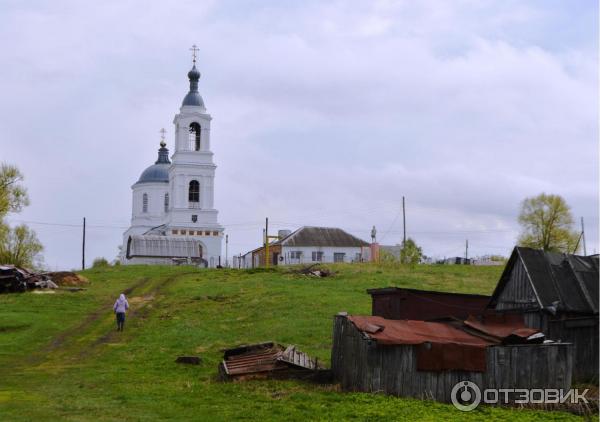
(0, 263, 584, 421)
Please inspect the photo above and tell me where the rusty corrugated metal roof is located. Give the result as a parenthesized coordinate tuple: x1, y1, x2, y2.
(346, 314, 544, 372)
(348, 316, 494, 347)
(463, 315, 540, 343)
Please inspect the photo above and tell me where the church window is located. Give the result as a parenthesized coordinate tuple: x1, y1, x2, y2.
(142, 193, 148, 213)
(212, 231, 218, 236)
(164, 193, 169, 213)
(189, 122, 201, 151)
(204, 231, 210, 236)
(189, 180, 200, 204)
(181, 230, 186, 235)
(172, 230, 178, 235)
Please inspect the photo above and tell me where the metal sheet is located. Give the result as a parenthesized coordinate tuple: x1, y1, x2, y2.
(367, 287, 491, 321)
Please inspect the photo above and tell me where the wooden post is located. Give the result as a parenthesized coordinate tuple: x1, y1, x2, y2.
(402, 197, 406, 247)
(82, 217, 86, 270)
(581, 217, 587, 256)
(266, 217, 271, 268)
(225, 234, 229, 267)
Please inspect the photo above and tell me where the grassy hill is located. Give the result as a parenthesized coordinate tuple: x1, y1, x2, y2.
(0, 263, 584, 421)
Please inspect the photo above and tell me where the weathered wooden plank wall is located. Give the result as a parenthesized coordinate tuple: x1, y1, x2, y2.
(495, 259, 538, 311)
(331, 316, 573, 402)
(547, 317, 598, 382)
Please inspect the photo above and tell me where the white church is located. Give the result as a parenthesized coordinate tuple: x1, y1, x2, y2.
(120, 54, 223, 267)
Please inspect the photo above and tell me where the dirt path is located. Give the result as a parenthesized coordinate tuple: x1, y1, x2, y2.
(42, 277, 151, 354)
(88, 272, 192, 349)
(18, 272, 196, 369)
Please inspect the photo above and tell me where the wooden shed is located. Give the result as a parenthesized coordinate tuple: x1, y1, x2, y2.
(331, 314, 573, 403)
(367, 287, 491, 321)
(487, 247, 599, 382)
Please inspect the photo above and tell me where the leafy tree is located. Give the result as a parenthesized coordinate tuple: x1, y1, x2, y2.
(0, 224, 43, 268)
(400, 238, 423, 264)
(0, 163, 43, 268)
(517, 193, 579, 253)
(0, 163, 29, 218)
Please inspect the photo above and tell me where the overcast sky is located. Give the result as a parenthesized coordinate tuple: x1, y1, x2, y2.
(1, 0, 598, 269)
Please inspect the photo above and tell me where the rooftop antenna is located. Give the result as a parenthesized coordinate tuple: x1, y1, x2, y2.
(189, 44, 199, 65)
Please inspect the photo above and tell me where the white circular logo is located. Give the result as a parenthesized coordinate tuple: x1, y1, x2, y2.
(451, 381, 481, 411)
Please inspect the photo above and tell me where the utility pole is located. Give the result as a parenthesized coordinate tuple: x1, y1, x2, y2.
(82, 217, 86, 271)
(265, 217, 269, 268)
(225, 234, 229, 267)
(402, 196, 406, 247)
(465, 239, 469, 263)
(263, 217, 279, 268)
(581, 217, 587, 256)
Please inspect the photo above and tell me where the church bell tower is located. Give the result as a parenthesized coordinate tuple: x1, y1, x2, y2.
(167, 46, 223, 261)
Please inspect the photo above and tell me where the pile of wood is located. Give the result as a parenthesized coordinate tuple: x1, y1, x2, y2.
(0, 265, 58, 293)
(289, 264, 335, 278)
(46, 271, 89, 287)
(219, 342, 329, 382)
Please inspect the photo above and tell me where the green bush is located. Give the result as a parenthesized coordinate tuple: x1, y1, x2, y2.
(92, 257, 110, 268)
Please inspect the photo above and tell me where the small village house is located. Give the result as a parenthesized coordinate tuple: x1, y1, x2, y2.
(241, 226, 371, 268)
(486, 247, 599, 382)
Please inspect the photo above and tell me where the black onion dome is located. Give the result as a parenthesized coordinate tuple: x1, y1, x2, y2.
(136, 143, 171, 184)
(182, 65, 205, 107)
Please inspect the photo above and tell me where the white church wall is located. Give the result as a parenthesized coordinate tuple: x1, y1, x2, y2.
(131, 182, 169, 227)
(167, 166, 216, 213)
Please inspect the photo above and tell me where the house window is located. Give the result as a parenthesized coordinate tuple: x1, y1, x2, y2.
(189, 122, 201, 151)
(142, 193, 148, 213)
(334, 253, 345, 263)
(189, 180, 200, 204)
(312, 251, 323, 262)
(164, 193, 169, 213)
(290, 251, 302, 260)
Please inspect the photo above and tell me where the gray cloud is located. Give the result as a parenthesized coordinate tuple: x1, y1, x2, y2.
(1, 0, 597, 268)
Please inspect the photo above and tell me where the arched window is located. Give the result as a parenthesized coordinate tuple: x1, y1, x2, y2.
(142, 193, 148, 213)
(164, 193, 169, 213)
(189, 122, 201, 151)
(188, 180, 200, 204)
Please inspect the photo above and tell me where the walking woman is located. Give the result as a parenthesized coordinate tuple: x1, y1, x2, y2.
(113, 293, 129, 331)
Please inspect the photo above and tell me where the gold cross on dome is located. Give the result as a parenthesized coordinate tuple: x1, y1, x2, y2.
(190, 44, 199, 64)
(159, 128, 166, 146)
